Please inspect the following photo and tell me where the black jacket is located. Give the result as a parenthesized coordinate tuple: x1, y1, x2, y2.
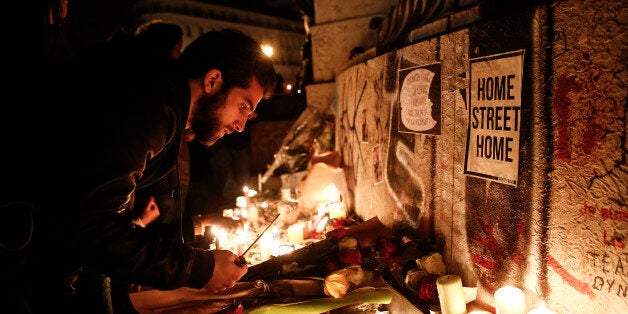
(2, 38, 214, 300)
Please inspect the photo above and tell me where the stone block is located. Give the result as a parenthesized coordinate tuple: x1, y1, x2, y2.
(311, 17, 378, 82)
(305, 82, 336, 114)
(314, 0, 394, 24)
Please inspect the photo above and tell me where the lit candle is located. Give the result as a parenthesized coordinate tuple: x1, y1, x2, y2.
(259, 232, 274, 261)
(243, 186, 250, 206)
(258, 173, 262, 191)
(236, 196, 247, 208)
(328, 202, 347, 219)
(436, 275, 467, 314)
(527, 301, 556, 314)
(287, 224, 304, 244)
(212, 227, 229, 250)
(248, 206, 259, 223)
(494, 286, 526, 314)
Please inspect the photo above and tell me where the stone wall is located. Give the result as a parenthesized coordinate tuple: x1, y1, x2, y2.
(333, 0, 626, 312)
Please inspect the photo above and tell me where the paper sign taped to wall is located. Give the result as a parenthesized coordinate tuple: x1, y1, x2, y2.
(464, 50, 525, 187)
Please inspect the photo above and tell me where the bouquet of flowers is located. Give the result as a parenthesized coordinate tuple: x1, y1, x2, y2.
(240, 217, 439, 312)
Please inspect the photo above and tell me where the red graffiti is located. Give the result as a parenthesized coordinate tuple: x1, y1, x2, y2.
(581, 201, 628, 222)
(472, 254, 498, 270)
(475, 217, 505, 258)
(470, 213, 526, 275)
(600, 206, 628, 222)
(580, 201, 597, 217)
(580, 111, 604, 155)
(553, 75, 581, 162)
(546, 253, 596, 299)
(602, 230, 625, 248)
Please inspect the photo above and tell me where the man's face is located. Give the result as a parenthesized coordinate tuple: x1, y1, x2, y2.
(189, 77, 264, 146)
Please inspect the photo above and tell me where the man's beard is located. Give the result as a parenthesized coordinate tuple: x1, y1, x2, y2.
(189, 88, 227, 146)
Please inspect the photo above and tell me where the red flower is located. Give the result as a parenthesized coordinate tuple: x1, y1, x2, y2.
(417, 274, 440, 302)
(339, 249, 362, 266)
(377, 237, 397, 261)
(332, 218, 347, 229)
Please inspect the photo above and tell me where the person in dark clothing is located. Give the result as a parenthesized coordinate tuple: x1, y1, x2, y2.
(0, 27, 277, 314)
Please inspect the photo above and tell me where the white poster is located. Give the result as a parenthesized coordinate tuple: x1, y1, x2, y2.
(464, 50, 525, 187)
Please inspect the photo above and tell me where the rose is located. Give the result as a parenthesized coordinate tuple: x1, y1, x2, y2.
(323, 265, 366, 298)
(417, 252, 446, 276)
(339, 249, 362, 266)
(377, 237, 397, 262)
(417, 274, 440, 302)
(323, 272, 350, 298)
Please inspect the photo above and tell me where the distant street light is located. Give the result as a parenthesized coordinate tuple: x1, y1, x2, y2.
(261, 45, 274, 57)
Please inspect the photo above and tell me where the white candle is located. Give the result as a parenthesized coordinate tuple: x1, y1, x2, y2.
(243, 186, 250, 206)
(258, 173, 262, 191)
(259, 232, 274, 261)
(527, 301, 556, 314)
(328, 202, 347, 219)
(494, 286, 526, 314)
(436, 275, 467, 314)
(287, 224, 304, 244)
(213, 227, 229, 250)
(248, 206, 259, 223)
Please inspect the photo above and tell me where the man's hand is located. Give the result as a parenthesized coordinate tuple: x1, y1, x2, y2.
(140, 196, 161, 226)
(204, 250, 248, 294)
(196, 213, 243, 232)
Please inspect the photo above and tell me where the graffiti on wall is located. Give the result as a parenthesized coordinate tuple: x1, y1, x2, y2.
(383, 55, 438, 234)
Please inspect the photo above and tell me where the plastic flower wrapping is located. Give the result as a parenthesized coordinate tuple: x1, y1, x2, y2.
(260, 106, 335, 184)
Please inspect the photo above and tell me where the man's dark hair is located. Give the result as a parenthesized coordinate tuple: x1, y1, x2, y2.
(178, 28, 277, 98)
(135, 20, 183, 57)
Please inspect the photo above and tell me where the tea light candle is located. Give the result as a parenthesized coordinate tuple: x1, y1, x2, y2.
(436, 275, 467, 314)
(494, 286, 526, 314)
(287, 224, 304, 244)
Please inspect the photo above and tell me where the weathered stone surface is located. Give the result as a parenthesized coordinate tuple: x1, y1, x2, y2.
(305, 82, 336, 114)
(313, 0, 394, 25)
(311, 16, 378, 82)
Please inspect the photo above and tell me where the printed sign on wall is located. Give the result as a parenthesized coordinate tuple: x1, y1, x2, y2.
(464, 50, 525, 187)
(397, 63, 442, 135)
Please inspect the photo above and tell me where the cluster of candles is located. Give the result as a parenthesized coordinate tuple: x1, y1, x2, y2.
(435, 275, 557, 314)
(204, 186, 348, 265)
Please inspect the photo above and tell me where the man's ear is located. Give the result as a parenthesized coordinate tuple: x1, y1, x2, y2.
(203, 69, 223, 94)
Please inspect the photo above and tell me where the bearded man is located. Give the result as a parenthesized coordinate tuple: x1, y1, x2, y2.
(1, 28, 277, 314)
